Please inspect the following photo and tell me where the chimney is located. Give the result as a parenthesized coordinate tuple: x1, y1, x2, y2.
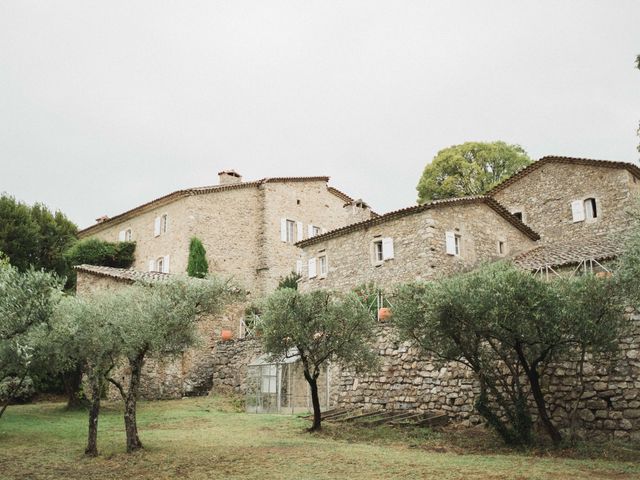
(95, 215, 110, 224)
(344, 199, 372, 226)
(218, 170, 242, 185)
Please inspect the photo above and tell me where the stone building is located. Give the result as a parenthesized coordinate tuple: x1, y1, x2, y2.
(295, 196, 539, 293)
(78, 171, 373, 299)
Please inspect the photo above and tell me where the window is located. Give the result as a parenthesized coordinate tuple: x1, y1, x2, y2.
(308, 224, 322, 238)
(154, 214, 168, 237)
(118, 228, 132, 241)
(150, 255, 170, 273)
(584, 198, 598, 220)
(312, 226, 321, 237)
(281, 218, 301, 243)
(318, 255, 328, 277)
(373, 240, 384, 263)
(571, 198, 599, 223)
(445, 231, 461, 256)
(373, 238, 394, 263)
(498, 240, 505, 255)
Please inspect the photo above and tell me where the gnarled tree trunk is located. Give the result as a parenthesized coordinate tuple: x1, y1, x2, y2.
(303, 368, 322, 432)
(85, 373, 101, 456)
(124, 354, 144, 452)
(64, 365, 88, 410)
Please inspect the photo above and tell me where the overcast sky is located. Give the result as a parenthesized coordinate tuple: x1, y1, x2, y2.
(1, 1, 639, 229)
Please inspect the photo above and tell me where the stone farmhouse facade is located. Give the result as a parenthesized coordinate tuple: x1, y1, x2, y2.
(78, 170, 373, 299)
(295, 196, 539, 293)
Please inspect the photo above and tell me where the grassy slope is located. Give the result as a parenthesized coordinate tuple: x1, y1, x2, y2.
(0, 398, 638, 480)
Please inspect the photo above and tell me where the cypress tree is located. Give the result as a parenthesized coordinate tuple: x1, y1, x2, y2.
(187, 237, 209, 278)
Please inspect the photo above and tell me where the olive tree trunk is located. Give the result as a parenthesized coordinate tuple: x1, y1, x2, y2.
(84, 374, 101, 456)
(124, 355, 144, 452)
(303, 368, 322, 432)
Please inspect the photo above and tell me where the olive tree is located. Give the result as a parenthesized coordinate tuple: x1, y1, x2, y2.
(393, 262, 624, 446)
(50, 294, 124, 456)
(0, 263, 63, 419)
(261, 288, 378, 431)
(106, 276, 241, 452)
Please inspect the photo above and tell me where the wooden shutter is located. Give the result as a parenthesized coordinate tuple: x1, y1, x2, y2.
(118, 230, 126, 241)
(280, 218, 287, 242)
(154, 217, 161, 236)
(297, 222, 303, 242)
(163, 255, 170, 273)
(308, 258, 317, 278)
(296, 260, 303, 274)
(382, 238, 394, 260)
(308, 224, 315, 238)
(148, 260, 155, 272)
(445, 231, 456, 255)
(571, 200, 585, 222)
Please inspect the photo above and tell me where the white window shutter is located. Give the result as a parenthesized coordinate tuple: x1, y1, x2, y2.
(154, 216, 161, 237)
(118, 230, 126, 241)
(308, 258, 317, 278)
(148, 260, 155, 272)
(280, 218, 287, 242)
(308, 224, 314, 238)
(296, 260, 303, 275)
(297, 221, 303, 242)
(445, 231, 456, 255)
(163, 255, 170, 273)
(571, 200, 585, 222)
(382, 238, 394, 260)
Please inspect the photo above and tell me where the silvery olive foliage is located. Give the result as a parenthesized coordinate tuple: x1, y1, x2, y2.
(261, 288, 378, 431)
(393, 261, 625, 446)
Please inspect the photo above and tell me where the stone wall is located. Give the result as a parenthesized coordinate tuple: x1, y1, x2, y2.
(492, 162, 638, 243)
(298, 201, 537, 293)
(210, 337, 263, 395)
(336, 318, 640, 440)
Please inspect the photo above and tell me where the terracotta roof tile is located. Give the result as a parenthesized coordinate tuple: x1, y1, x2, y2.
(512, 236, 621, 271)
(296, 196, 540, 248)
(489, 156, 640, 195)
(75, 264, 171, 283)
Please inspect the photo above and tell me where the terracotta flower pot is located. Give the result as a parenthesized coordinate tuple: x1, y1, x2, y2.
(221, 329, 233, 341)
(378, 307, 392, 322)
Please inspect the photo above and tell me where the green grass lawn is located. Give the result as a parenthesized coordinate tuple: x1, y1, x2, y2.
(0, 397, 638, 480)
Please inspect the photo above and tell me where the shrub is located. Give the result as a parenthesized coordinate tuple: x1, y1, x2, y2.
(187, 237, 209, 278)
(64, 238, 135, 269)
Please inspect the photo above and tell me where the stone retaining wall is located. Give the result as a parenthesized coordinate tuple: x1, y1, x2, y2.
(336, 318, 640, 440)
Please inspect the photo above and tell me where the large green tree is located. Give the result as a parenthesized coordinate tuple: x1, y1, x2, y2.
(393, 262, 625, 446)
(416, 141, 532, 203)
(261, 289, 378, 431)
(0, 195, 77, 280)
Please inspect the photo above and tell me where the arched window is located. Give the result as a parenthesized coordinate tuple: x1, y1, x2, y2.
(584, 198, 598, 220)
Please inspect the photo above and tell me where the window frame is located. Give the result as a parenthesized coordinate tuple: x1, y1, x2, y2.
(373, 239, 384, 264)
(318, 254, 328, 277)
(584, 197, 598, 221)
(285, 219, 296, 243)
(156, 257, 164, 273)
(124, 228, 132, 241)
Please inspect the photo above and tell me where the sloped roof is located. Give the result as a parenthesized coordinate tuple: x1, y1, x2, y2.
(489, 156, 640, 195)
(296, 196, 540, 248)
(512, 236, 621, 271)
(79, 176, 353, 237)
(75, 264, 171, 283)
